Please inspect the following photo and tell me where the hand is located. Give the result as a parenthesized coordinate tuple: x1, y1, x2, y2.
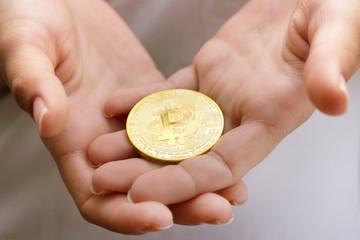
(0, 0, 166, 233)
(89, 0, 360, 209)
(89, 70, 249, 225)
(0, 0, 243, 234)
(0, 0, 250, 233)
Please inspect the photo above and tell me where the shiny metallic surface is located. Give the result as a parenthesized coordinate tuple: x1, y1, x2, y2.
(126, 89, 224, 162)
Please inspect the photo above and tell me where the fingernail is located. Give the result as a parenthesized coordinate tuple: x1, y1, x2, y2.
(214, 214, 234, 225)
(338, 75, 347, 88)
(339, 76, 349, 110)
(142, 222, 174, 232)
(89, 184, 105, 195)
(104, 112, 114, 118)
(88, 161, 103, 168)
(231, 197, 248, 206)
(153, 222, 174, 231)
(208, 215, 234, 225)
(33, 97, 48, 135)
(127, 190, 134, 203)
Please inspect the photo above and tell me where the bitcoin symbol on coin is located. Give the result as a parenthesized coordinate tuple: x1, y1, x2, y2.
(158, 105, 199, 146)
(126, 89, 224, 163)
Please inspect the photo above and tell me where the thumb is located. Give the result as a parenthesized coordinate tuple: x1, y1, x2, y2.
(303, 1, 360, 115)
(4, 44, 68, 137)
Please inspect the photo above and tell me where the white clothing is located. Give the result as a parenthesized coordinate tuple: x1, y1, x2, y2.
(0, 1, 359, 239)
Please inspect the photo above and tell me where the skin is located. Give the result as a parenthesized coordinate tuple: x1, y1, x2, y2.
(89, 0, 360, 220)
(0, 0, 247, 234)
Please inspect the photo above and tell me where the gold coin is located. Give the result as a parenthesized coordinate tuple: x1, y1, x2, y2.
(126, 89, 224, 163)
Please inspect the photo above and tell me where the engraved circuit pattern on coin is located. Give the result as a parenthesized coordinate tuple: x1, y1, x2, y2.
(126, 89, 224, 163)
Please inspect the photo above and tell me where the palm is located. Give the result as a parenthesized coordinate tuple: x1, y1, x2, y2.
(194, 0, 314, 170)
(121, 0, 358, 205)
(197, 32, 312, 136)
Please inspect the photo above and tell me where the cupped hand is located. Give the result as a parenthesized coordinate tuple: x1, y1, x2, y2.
(89, 69, 249, 225)
(0, 0, 239, 234)
(0, 0, 167, 234)
(89, 0, 360, 208)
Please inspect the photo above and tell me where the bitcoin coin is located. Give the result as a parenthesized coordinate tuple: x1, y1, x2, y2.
(126, 89, 224, 163)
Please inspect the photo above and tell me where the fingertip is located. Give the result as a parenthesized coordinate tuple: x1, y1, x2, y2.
(210, 214, 234, 225)
(129, 165, 197, 204)
(139, 201, 174, 232)
(302, 4, 357, 116)
(306, 74, 348, 116)
(91, 159, 155, 194)
(33, 96, 69, 137)
(103, 88, 143, 118)
(215, 180, 248, 206)
(338, 78, 349, 114)
(222, 214, 235, 225)
(33, 97, 48, 135)
(103, 95, 117, 118)
(103, 74, 197, 119)
(166, 66, 198, 90)
(127, 190, 134, 204)
(82, 195, 173, 234)
(89, 182, 106, 196)
(151, 222, 174, 231)
(88, 131, 138, 166)
(36, 93, 69, 137)
(171, 193, 233, 225)
(304, 47, 349, 116)
(88, 136, 104, 166)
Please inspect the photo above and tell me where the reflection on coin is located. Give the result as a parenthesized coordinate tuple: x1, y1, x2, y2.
(126, 89, 224, 163)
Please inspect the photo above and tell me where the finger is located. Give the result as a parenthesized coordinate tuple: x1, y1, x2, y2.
(91, 160, 237, 226)
(91, 157, 248, 205)
(215, 180, 248, 206)
(170, 182, 248, 225)
(88, 130, 138, 166)
(103, 66, 198, 117)
(303, 1, 360, 115)
(128, 121, 276, 205)
(90, 158, 159, 194)
(170, 193, 233, 225)
(91, 160, 236, 226)
(51, 140, 173, 235)
(82, 194, 173, 234)
(1, 43, 68, 137)
(167, 65, 198, 90)
(57, 152, 173, 234)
